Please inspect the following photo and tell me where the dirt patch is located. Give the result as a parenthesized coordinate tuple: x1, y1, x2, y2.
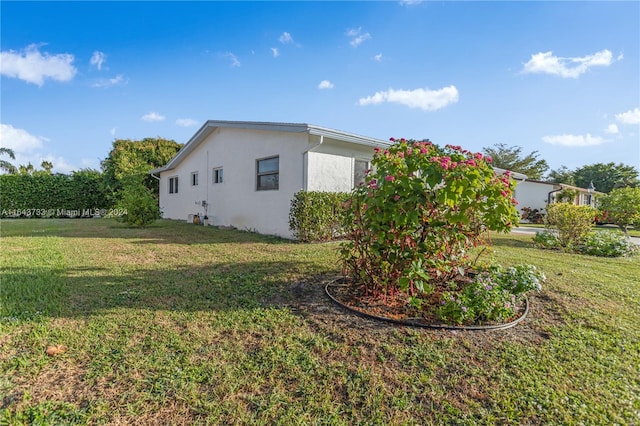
(280, 276, 562, 349)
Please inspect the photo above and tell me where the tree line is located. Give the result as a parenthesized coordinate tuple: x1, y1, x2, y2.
(0, 138, 182, 225)
(482, 143, 639, 193)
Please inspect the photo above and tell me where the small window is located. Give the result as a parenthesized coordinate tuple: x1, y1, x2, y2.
(191, 172, 199, 186)
(354, 160, 370, 188)
(256, 156, 279, 191)
(213, 167, 224, 184)
(169, 176, 179, 194)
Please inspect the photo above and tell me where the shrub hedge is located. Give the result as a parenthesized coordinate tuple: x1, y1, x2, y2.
(0, 171, 108, 217)
(289, 190, 349, 242)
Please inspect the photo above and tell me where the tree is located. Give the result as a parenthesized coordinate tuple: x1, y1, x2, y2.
(0, 147, 17, 174)
(40, 160, 54, 174)
(573, 163, 639, 194)
(547, 165, 575, 185)
(18, 163, 35, 175)
(597, 187, 640, 234)
(101, 137, 183, 201)
(482, 143, 549, 179)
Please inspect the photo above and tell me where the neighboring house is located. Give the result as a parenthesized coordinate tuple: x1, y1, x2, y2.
(515, 180, 602, 219)
(150, 120, 391, 238)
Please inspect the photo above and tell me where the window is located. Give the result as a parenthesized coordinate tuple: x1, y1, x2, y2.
(256, 156, 279, 190)
(191, 172, 199, 186)
(169, 176, 179, 194)
(354, 160, 369, 188)
(213, 167, 224, 184)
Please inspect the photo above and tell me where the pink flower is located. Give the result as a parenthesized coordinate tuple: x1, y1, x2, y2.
(485, 156, 493, 163)
(450, 162, 458, 168)
(500, 190, 508, 197)
(397, 152, 405, 158)
(393, 195, 401, 201)
(389, 137, 396, 142)
(374, 147, 381, 153)
(474, 152, 483, 160)
(466, 160, 476, 167)
(385, 175, 395, 182)
(420, 148, 429, 154)
(406, 148, 412, 155)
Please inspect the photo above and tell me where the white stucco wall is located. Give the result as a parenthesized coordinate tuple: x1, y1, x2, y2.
(159, 127, 310, 238)
(515, 181, 557, 215)
(158, 128, 381, 238)
(306, 139, 376, 192)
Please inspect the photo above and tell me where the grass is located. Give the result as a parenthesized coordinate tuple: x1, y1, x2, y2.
(519, 222, 640, 238)
(1, 219, 639, 425)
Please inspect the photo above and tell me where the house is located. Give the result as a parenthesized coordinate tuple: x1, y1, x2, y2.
(150, 120, 391, 238)
(515, 179, 602, 220)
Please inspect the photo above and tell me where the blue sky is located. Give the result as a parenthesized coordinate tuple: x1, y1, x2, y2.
(1, 1, 639, 175)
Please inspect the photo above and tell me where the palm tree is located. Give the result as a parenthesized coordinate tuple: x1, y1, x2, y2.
(0, 147, 17, 174)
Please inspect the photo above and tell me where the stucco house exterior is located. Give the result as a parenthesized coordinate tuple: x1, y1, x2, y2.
(150, 120, 391, 238)
(515, 180, 601, 220)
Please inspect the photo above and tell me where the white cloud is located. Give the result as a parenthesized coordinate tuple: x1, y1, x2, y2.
(374, 53, 383, 62)
(90, 51, 106, 70)
(0, 124, 82, 173)
(223, 52, 240, 67)
(616, 107, 640, 125)
(279, 32, 294, 44)
(604, 124, 619, 134)
(141, 112, 166, 122)
(176, 118, 199, 127)
(542, 133, 605, 147)
(346, 27, 371, 47)
(271, 47, 280, 58)
(318, 80, 334, 90)
(399, 0, 424, 5)
(0, 123, 45, 153)
(91, 74, 126, 88)
(522, 49, 616, 78)
(0, 44, 77, 86)
(358, 85, 459, 111)
(110, 128, 116, 137)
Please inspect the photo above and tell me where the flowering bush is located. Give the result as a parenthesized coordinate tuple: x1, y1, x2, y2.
(532, 230, 561, 250)
(579, 230, 638, 257)
(521, 207, 545, 224)
(437, 265, 544, 324)
(340, 138, 520, 306)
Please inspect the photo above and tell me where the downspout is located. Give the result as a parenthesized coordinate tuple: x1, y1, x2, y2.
(547, 185, 563, 206)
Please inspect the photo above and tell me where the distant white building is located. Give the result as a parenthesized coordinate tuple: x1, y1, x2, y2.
(150, 120, 391, 238)
(515, 179, 601, 220)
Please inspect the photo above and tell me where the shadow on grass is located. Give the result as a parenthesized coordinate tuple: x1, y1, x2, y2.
(489, 235, 534, 250)
(0, 218, 290, 245)
(0, 260, 331, 321)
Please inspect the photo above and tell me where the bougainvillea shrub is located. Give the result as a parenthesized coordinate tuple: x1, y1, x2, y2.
(339, 138, 521, 311)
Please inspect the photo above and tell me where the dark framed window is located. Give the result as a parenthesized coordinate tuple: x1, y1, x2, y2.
(354, 159, 369, 188)
(213, 167, 224, 184)
(191, 172, 199, 186)
(256, 156, 279, 191)
(169, 176, 179, 194)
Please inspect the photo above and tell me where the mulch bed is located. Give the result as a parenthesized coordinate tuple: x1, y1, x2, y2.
(325, 277, 528, 330)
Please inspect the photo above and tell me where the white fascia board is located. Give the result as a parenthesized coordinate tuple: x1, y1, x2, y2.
(307, 125, 391, 148)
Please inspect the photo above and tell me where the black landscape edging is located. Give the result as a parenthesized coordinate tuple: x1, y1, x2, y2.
(325, 280, 529, 331)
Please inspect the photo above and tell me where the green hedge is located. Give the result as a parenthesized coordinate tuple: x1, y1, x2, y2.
(0, 171, 109, 218)
(289, 191, 349, 242)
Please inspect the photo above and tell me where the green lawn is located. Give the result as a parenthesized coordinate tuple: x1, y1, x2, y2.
(518, 222, 640, 238)
(1, 219, 639, 425)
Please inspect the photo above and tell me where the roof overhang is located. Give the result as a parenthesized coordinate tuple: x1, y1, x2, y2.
(150, 120, 391, 174)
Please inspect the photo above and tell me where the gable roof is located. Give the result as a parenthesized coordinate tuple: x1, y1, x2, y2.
(150, 120, 391, 174)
